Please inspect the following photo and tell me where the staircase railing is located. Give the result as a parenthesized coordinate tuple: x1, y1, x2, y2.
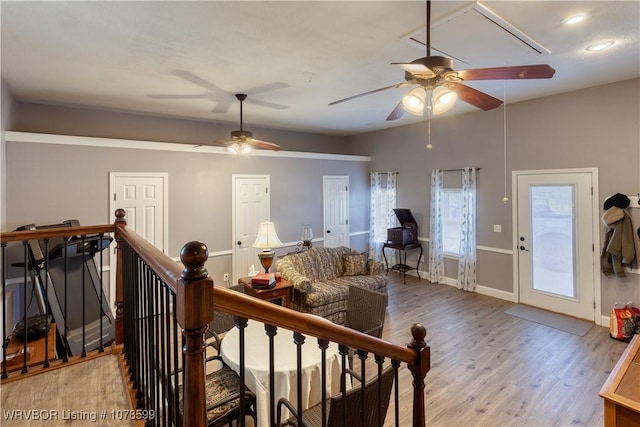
(1, 210, 430, 426)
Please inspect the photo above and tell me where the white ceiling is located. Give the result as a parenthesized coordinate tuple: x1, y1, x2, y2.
(2, 1, 639, 137)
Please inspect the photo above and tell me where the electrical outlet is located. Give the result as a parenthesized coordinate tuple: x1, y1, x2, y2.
(223, 273, 229, 282)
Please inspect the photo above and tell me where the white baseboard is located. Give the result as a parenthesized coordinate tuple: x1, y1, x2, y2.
(600, 315, 609, 328)
(476, 285, 518, 302)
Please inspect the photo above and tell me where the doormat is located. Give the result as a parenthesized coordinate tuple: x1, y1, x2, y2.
(504, 305, 593, 336)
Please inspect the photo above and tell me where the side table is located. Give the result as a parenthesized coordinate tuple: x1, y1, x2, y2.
(239, 277, 293, 309)
(382, 241, 423, 284)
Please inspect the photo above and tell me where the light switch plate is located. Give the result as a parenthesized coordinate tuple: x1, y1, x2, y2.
(493, 225, 502, 233)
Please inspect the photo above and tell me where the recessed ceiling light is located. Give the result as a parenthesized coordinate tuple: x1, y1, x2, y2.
(586, 41, 615, 52)
(564, 15, 586, 25)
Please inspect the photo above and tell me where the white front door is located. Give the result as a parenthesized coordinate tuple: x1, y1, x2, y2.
(109, 172, 168, 308)
(323, 176, 349, 248)
(514, 169, 598, 321)
(232, 175, 269, 282)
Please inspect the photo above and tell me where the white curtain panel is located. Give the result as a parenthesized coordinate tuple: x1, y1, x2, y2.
(457, 167, 477, 291)
(386, 172, 397, 265)
(369, 172, 397, 263)
(427, 169, 445, 284)
(369, 172, 383, 261)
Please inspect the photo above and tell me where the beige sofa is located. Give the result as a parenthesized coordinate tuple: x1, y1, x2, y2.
(275, 246, 387, 324)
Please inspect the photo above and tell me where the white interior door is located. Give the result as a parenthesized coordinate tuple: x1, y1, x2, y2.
(109, 172, 168, 310)
(232, 175, 269, 282)
(323, 176, 349, 248)
(514, 170, 598, 321)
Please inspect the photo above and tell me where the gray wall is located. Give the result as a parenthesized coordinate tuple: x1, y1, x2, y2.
(10, 101, 351, 155)
(4, 132, 370, 286)
(1, 81, 13, 229)
(4, 78, 640, 318)
(349, 78, 640, 317)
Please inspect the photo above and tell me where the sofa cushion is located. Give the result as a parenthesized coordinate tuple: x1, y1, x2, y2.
(342, 253, 368, 276)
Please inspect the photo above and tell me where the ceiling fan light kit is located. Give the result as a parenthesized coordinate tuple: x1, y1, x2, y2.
(402, 87, 427, 115)
(219, 93, 281, 154)
(329, 0, 556, 123)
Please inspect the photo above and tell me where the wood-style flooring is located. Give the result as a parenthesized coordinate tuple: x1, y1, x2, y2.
(1, 274, 628, 427)
(380, 273, 628, 427)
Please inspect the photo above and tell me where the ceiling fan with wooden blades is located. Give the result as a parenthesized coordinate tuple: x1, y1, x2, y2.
(329, 0, 555, 121)
(213, 93, 280, 154)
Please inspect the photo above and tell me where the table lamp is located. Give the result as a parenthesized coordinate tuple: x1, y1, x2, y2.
(252, 220, 283, 273)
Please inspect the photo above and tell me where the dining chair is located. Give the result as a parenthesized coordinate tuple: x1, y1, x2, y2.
(276, 365, 395, 427)
(177, 284, 256, 427)
(344, 286, 388, 368)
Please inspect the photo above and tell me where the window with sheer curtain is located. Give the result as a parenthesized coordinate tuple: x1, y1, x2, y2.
(369, 172, 396, 263)
(442, 189, 463, 256)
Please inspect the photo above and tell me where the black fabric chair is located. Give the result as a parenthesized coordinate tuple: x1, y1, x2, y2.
(277, 366, 395, 427)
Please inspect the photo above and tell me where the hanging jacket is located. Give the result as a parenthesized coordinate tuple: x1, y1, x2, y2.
(601, 208, 635, 277)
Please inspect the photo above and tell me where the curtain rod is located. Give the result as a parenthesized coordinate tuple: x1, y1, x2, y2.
(440, 167, 482, 172)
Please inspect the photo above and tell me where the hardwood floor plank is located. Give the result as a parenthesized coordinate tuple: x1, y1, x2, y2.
(378, 274, 628, 426)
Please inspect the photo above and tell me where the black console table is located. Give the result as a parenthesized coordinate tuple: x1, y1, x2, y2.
(382, 241, 423, 284)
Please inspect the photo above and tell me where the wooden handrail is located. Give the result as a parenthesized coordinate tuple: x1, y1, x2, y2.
(0, 225, 115, 242)
(115, 221, 182, 293)
(214, 286, 420, 364)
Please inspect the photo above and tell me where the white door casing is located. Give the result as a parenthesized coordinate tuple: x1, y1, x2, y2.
(109, 172, 168, 310)
(232, 175, 269, 282)
(513, 169, 599, 321)
(323, 176, 349, 248)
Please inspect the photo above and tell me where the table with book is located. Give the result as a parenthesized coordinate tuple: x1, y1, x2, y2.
(239, 273, 293, 308)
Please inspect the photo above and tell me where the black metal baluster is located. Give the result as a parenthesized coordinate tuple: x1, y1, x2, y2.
(338, 344, 349, 427)
(98, 233, 104, 353)
(152, 274, 160, 421)
(265, 324, 277, 427)
(81, 235, 87, 358)
(293, 331, 305, 427)
(1, 242, 8, 379)
(317, 338, 329, 427)
(160, 284, 168, 427)
(234, 316, 248, 427)
(375, 355, 385, 427)
(21, 240, 28, 373)
(171, 292, 179, 427)
(43, 239, 50, 368)
(358, 350, 368, 427)
(392, 359, 400, 427)
(62, 236, 69, 362)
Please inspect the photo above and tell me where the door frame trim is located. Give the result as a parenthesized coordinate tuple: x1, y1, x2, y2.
(231, 174, 270, 282)
(108, 172, 169, 307)
(511, 168, 601, 323)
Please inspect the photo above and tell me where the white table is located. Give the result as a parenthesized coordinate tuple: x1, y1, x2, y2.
(220, 319, 343, 427)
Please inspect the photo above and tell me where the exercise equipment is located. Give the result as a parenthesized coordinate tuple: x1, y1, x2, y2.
(16, 220, 115, 356)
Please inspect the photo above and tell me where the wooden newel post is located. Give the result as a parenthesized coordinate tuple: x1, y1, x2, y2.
(407, 323, 430, 427)
(177, 241, 215, 427)
(113, 208, 127, 345)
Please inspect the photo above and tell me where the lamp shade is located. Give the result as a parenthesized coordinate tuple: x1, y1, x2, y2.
(432, 86, 457, 115)
(252, 221, 283, 250)
(401, 87, 426, 116)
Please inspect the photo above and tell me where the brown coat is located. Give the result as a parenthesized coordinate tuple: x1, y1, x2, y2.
(601, 211, 635, 277)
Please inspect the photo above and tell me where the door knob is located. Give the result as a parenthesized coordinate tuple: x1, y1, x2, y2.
(519, 245, 529, 251)
(520, 236, 525, 241)
(237, 241, 242, 246)
(326, 230, 331, 233)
